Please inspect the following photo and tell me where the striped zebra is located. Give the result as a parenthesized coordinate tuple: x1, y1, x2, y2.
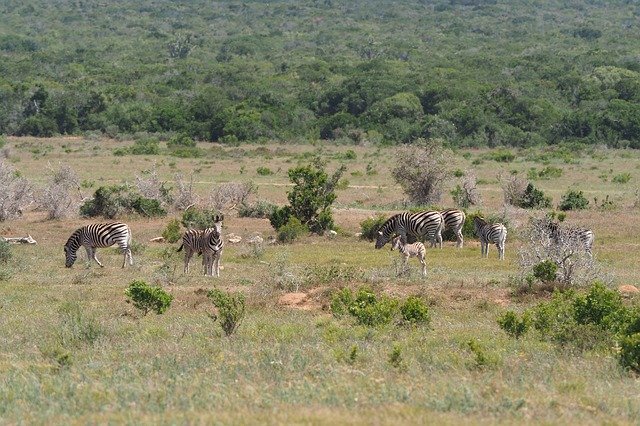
(547, 221, 594, 257)
(473, 216, 507, 260)
(64, 222, 133, 268)
(177, 215, 224, 276)
(391, 235, 427, 277)
(441, 208, 466, 248)
(375, 210, 444, 249)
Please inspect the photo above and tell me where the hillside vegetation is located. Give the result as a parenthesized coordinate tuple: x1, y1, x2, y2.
(1, 0, 640, 146)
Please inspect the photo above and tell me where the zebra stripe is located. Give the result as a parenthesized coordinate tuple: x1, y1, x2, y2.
(375, 210, 444, 249)
(64, 222, 132, 268)
(441, 208, 466, 248)
(473, 216, 507, 260)
(177, 216, 224, 276)
(391, 236, 427, 277)
(547, 221, 594, 256)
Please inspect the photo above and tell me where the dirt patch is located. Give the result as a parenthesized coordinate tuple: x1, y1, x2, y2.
(278, 291, 324, 311)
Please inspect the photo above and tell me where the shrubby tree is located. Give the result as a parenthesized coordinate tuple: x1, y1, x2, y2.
(37, 164, 81, 220)
(392, 138, 450, 205)
(0, 159, 32, 221)
(135, 166, 173, 209)
(173, 173, 199, 211)
(208, 182, 255, 212)
(451, 171, 482, 208)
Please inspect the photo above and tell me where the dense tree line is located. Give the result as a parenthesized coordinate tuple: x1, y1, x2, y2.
(1, 0, 639, 147)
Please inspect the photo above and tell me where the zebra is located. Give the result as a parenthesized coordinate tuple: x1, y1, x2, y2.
(473, 216, 507, 260)
(177, 215, 224, 276)
(546, 221, 594, 257)
(375, 210, 444, 249)
(391, 235, 427, 277)
(64, 222, 133, 268)
(441, 208, 466, 248)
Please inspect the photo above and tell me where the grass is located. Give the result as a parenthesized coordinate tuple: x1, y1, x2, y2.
(1, 137, 640, 424)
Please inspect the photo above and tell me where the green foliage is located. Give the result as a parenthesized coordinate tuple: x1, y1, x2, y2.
(612, 173, 631, 184)
(466, 339, 499, 369)
(124, 280, 173, 316)
(359, 215, 388, 241)
(237, 200, 277, 219)
(518, 183, 552, 209)
(276, 216, 309, 243)
(57, 301, 103, 347)
(572, 282, 629, 334)
(532, 260, 558, 283)
(207, 289, 246, 337)
(162, 219, 182, 243)
(0, 239, 12, 264)
(619, 333, 640, 372)
(486, 149, 515, 163)
(181, 207, 221, 229)
(256, 166, 273, 176)
(80, 185, 167, 218)
(558, 190, 589, 211)
(130, 138, 161, 155)
(330, 287, 399, 327)
(400, 296, 431, 325)
(388, 344, 405, 369)
(497, 310, 531, 339)
(167, 133, 196, 148)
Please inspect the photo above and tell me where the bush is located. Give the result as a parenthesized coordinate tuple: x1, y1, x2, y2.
(57, 301, 103, 347)
(208, 289, 246, 336)
(451, 171, 482, 208)
(532, 260, 558, 283)
(612, 173, 631, 184)
(359, 215, 388, 241)
(125, 280, 173, 316)
(208, 181, 255, 211)
(488, 149, 515, 163)
(277, 216, 309, 243)
(331, 287, 399, 327)
(162, 219, 182, 243)
(0, 239, 11, 264)
(167, 133, 196, 148)
(519, 183, 552, 209)
(558, 190, 589, 211)
(619, 333, 640, 372)
(37, 164, 81, 219)
(256, 166, 273, 176)
(237, 200, 277, 218)
(0, 159, 33, 221)
(181, 207, 221, 229)
(129, 138, 160, 155)
(80, 185, 166, 218)
(391, 138, 450, 205)
(400, 296, 431, 324)
(497, 310, 531, 339)
(573, 281, 629, 334)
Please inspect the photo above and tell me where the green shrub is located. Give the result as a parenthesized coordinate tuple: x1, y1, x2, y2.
(330, 288, 355, 318)
(488, 149, 515, 163)
(619, 333, 640, 372)
(57, 301, 103, 347)
(532, 260, 558, 283)
(130, 137, 160, 155)
(537, 166, 563, 180)
(400, 296, 431, 324)
(359, 215, 387, 241)
(612, 173, 631, 184)
(388, 344, 404, 369)
(80, 185, 167, 218)
(238, 200, 277, 218)
(256, 166, 273, 176)
(519, 183, 552, 209)
(559, 190, 589, 211)
(497, 310, 531, 339)
(277, 216, 309, 243)
(208, 289, 246, 336)
(181, 207, 221, 229)
(269, 205, 293, 231)
(167, 133, 196, 148)
(125, 280, 173, 316)
(573, 281, 629, 334)
(162, 219, 182, 243)
(0, 239, 11, 264)
(330, 287, 399, 327)
(130, 196, 166, 217)
(169, 146, 203, 158)
(466, 338, 499, 369)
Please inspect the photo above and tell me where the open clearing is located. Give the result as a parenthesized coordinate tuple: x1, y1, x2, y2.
(1, 136, 640, 424)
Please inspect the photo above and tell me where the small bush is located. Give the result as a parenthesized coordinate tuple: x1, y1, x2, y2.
(277, 216, 309, 243)
(558, 190, 589, 211)
(573, 281, 629, 334)
(130, 138, 160, 155)
(167, 133, 196, 148)
(162, 219, 182, 243)
(359, 215, 388, 241)
(619, 333, 640, 372)
(0, 239, 11, 264)
(0, 159, 33, 221)
(400, 296, 431, 324)
(256, 166, 273, 176)
(388, 344, 404, 369)
(497, 310, 531, 339)
(537, 166, 563, 180)
(612, 173, 631, 184)
(331, 287, 399, 327)
(208, 289, 246, 336)
(125, 280, 173, 316)
(80, 185, 166, 218)
(519, 183, 552, 209)
(488, 149, 515, 163)
(237, 200, 277, 218)
(181, 207, 221, 229)
(38, 164, 81, 220)
(532, 260, 558, 283)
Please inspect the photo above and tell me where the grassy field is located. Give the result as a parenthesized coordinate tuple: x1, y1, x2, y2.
(1, 136, 640, 424)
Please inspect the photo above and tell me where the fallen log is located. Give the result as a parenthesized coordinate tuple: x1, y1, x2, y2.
(1, 235, 37, 245)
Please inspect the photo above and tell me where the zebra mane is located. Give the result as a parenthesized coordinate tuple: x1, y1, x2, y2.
(64, 228, 82, 249)
(379, 213, 404, 234)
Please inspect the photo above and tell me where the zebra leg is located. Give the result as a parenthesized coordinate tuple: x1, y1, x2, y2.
(419, 256, 427, 277)
(121, 246, 132, 268)
(213, 253, 220, 277)
(184, 249, 194, 273)
(457, 228, 464, 248)
(90, 247, 104, 268)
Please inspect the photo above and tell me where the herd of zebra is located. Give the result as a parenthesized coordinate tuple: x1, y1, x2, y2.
(62, 208, 594, 276)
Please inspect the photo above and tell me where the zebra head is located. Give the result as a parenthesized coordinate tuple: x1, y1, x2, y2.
(472, 216, 487, 236)
(390, 235, 402, 251)
(64, 244, 77, 268)
(375, 214, 400, 249)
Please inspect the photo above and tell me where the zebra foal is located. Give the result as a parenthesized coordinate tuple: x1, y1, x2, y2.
(441, 208, 466, 248)
(177, 215, 224, 276)
(473, 216, 507, 260)
(64, 222, 133, 268)
(546, 221, 594, 257)
(375, 210, 444, 249)
(391, 236, 427, 277)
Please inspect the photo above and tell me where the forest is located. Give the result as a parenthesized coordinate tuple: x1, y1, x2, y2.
(1, 0, 640, 147)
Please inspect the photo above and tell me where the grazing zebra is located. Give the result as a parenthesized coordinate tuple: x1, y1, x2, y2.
(391, 235, 427, 277)
(64, 222, 133, 268)
(177, 215, 224, 276)
(441, 208, 466, 248)
(547, 221, 594, 257)
(375, 210, 444, 249)
(473, 216, 507, 260)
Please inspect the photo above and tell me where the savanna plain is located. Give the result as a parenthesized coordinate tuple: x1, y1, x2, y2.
(1, 136, 640, 425)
